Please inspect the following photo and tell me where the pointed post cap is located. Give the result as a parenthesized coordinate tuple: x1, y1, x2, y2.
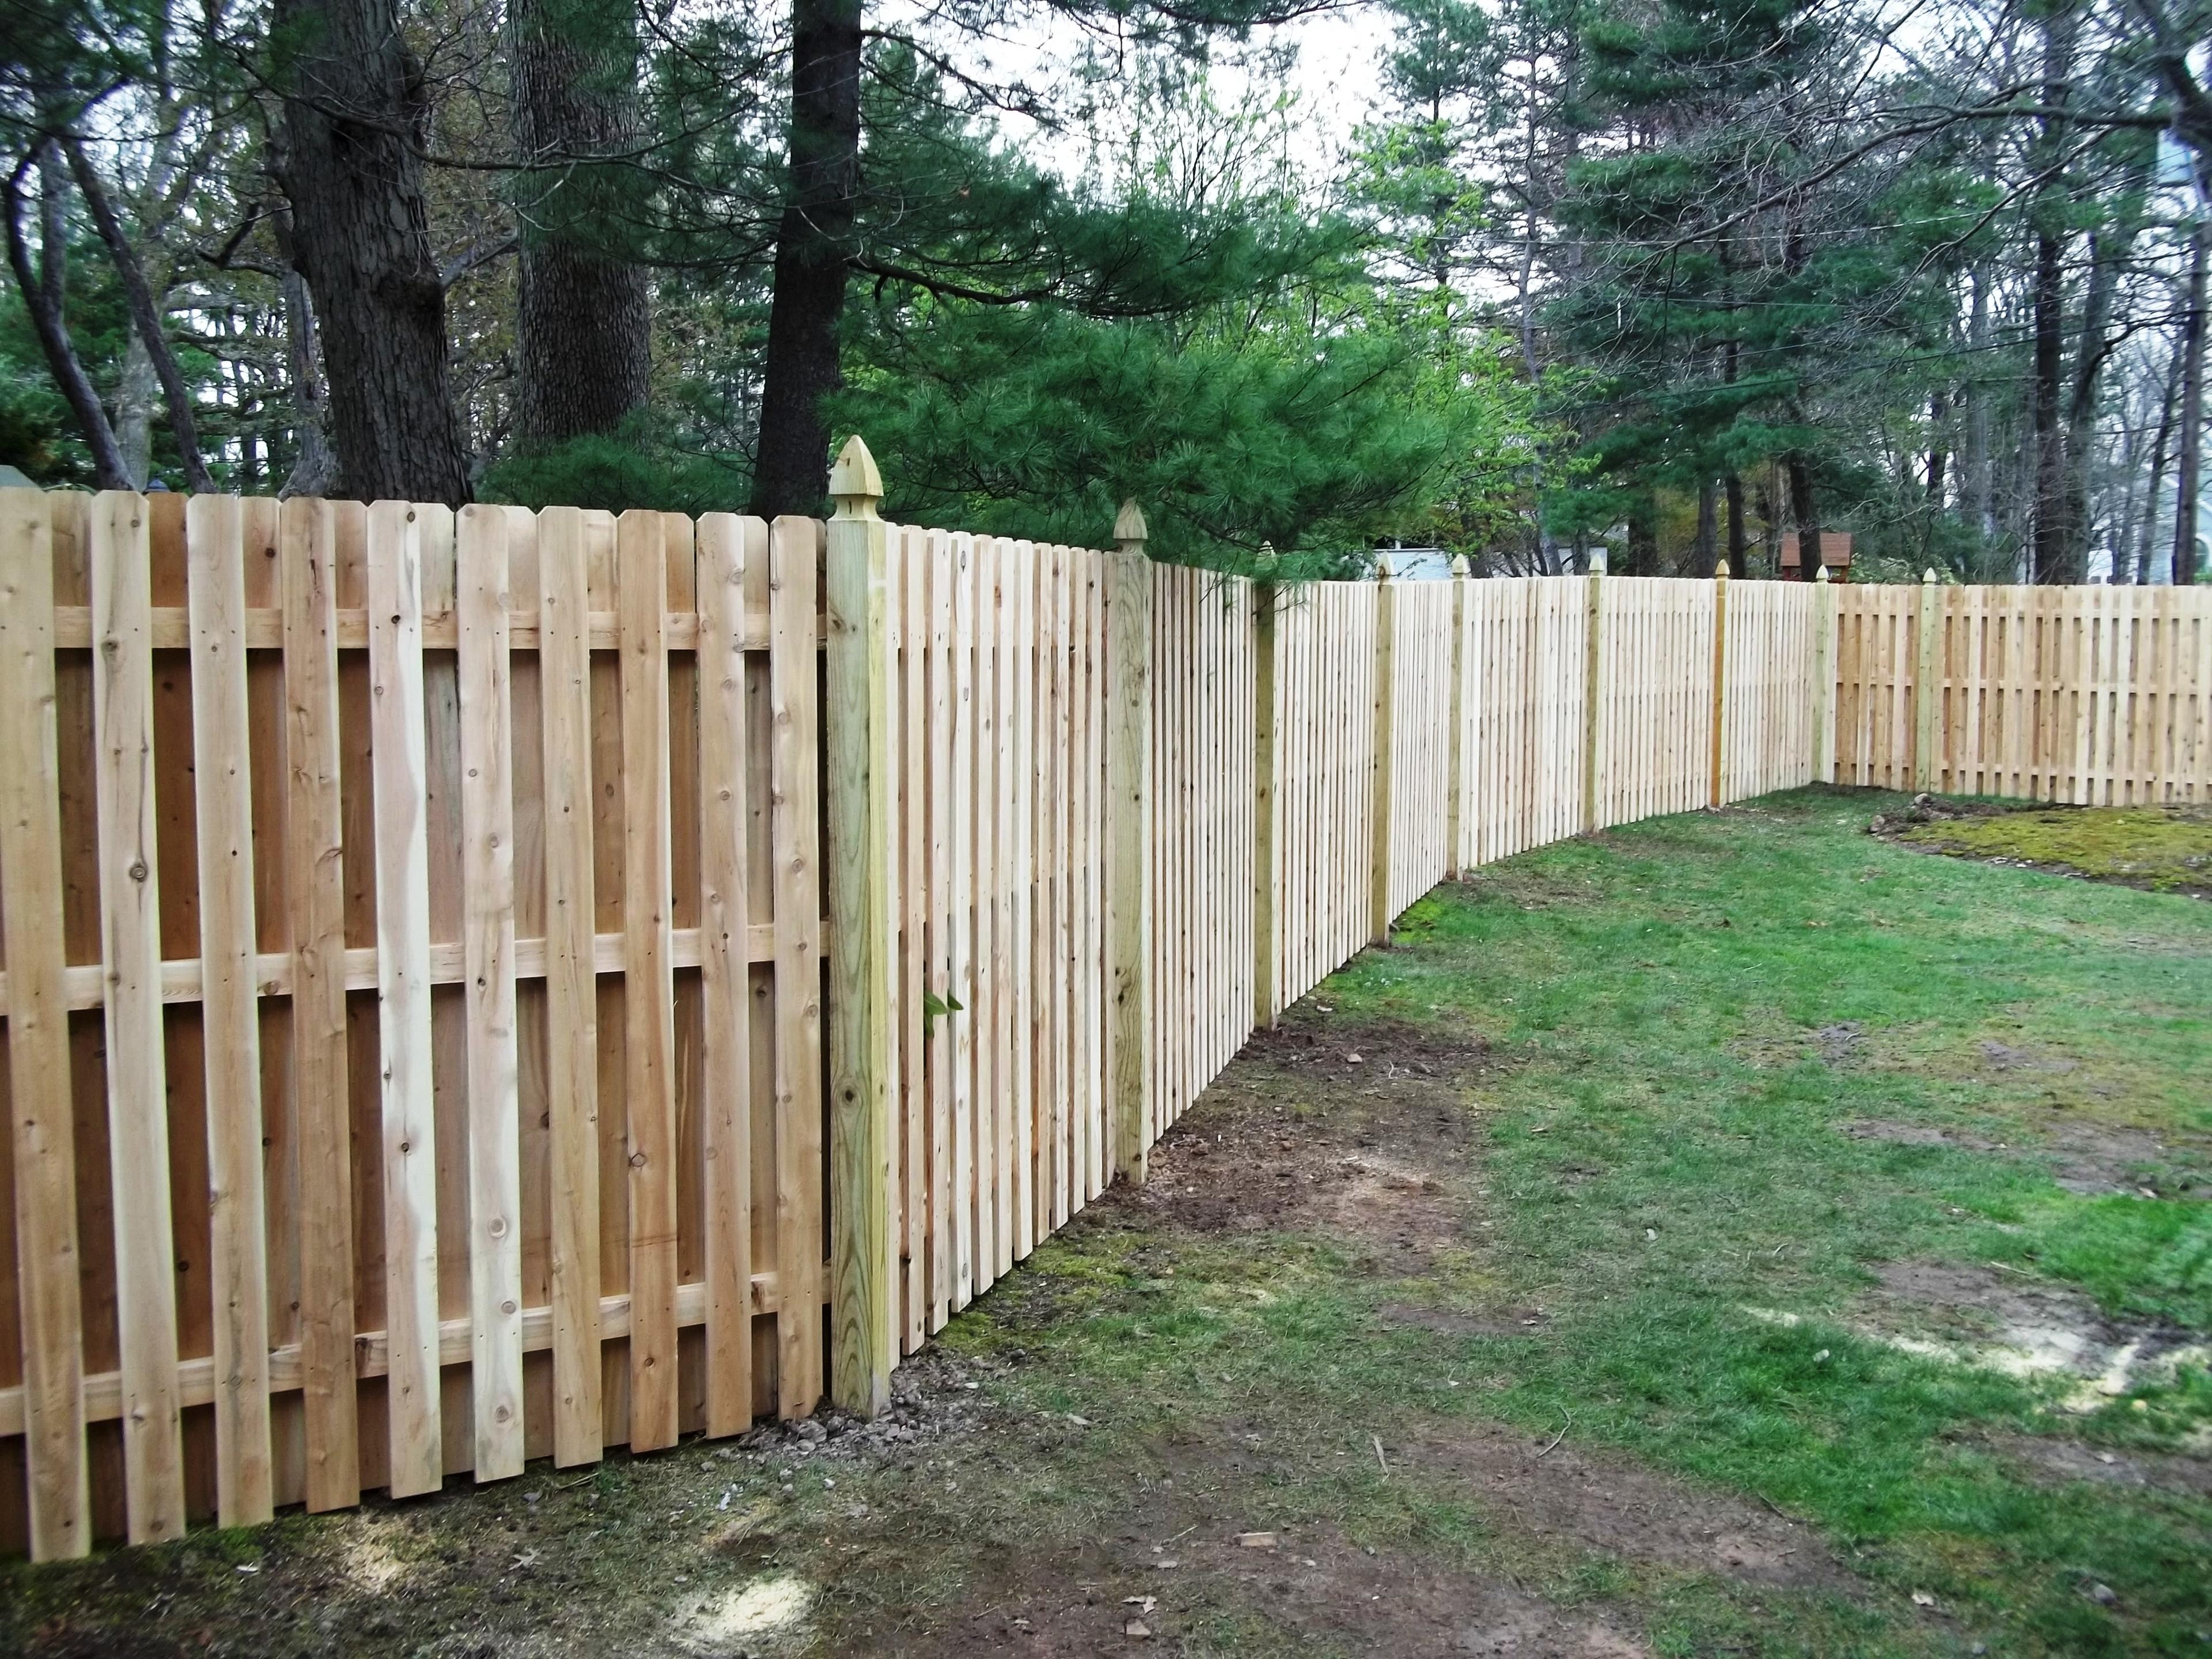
(828, 434, 883, 520)
(1113, 498, 1147, 555)
(1714, 559, 1729, 579)
(1815, 563, 1830, 584)
(1255, 540, 1278, 575)
(1922, 567, 1938, 584)
(1450, 554, 1471, 578)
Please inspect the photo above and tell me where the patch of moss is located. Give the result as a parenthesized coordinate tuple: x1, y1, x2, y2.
(1898, 805, 2212, 893)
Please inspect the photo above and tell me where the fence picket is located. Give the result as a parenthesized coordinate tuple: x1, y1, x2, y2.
(91, 492, 187, 1543)
(926, 532, 955, 1328)
(949, 535, 975, 1305)
(900, 527, 929, 1351)
(696, 513, 757, 1434)
(769, 516, 823, 1418)
(279, 498, 359, 1512)
(616, 511, 679, 1452)
(1008, 540, 1035, 1259)
(533, 508, 602, 1464)
(366, 501, 442, 1498)
(184, 493, 276, 1527)
(456, 506, 524, 1481)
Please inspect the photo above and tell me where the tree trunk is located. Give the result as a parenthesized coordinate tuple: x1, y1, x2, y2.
(1695, 476, 1717, 576)
(2063, 199, 2141, 579)
(276, 221, 344, 499)
(2032, 226, 2069, 581)
(1787, 456, 1820, 581)
(1725, 472, 1747, 573)
(750, 0, 863, 519)
(1965, 265, 1994, 547)
(271, 0, 471, 505)
(63, 139, 215, 494)
(509, 0, 653, 449)
(2030, 4, 2075, 583)
(1926, 389, 1948, 504)
(1626, 494, 1657, 577)
(2174, 223, 2206, 586)
(115, 332, 157, 488)
(4, 142, 130, 488)
(2133, 353, 2175, 584)
(2115, 351, 2168, 584)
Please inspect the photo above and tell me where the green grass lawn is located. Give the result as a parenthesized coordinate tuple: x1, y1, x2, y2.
(7, 787, 2207, 1657)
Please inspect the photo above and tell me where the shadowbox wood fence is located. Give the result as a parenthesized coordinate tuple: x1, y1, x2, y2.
(2, 452, 2207, 1558)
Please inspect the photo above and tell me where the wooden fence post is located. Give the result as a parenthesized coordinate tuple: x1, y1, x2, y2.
(1709, 560, 1729, 807)
(1369, 555, 1398, 944)
(1812, 565, 1834, 785)
(1252, 543, 1279, 1028)
(1444, 555, 1471, 876)
(1107, 500, 1155, 1186)
(1583, 564, 1605, 833)
(826, 435, 896, 1417)
(1914, 567, 1940, 793)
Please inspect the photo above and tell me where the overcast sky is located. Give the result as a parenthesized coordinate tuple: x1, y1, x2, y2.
(911, 2, 1395, 190)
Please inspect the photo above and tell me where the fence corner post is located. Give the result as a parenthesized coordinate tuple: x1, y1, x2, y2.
(1812, 564, 1834, 785)
(1709, 559, 1729, 808)
(1369, 554, 1398, 944)
(1444, 554, 1471, 878)
(1252, 542, 1280, 1028)
(1107, 499, 1154, 1187)
(1583, 560, 1604, 834)
(1914, 567, 1940, 793)
(825, 434, 895, 1418)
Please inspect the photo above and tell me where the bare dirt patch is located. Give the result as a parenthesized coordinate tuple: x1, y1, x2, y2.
(1812, 1022, 1868, 1066)
(1108, 1016, 1496, 1270)
(1996, 1435, 2212, 1500)
(1974, 1039, 2078, 1074)
(1378, 1301, 1549, 1338)
(1843, 1117, 2200, 1196)
(1846, 1118, 1999, 1154)
(2036, 1120, 2202, 1197)
(896, 1520, 1655, 1657)
(888, 1412, 1872, 1657)
(5, 1349, 1006, 1659)
(1387, 1420, 1858, 1597)
(1861, 1262, 2206, 1406)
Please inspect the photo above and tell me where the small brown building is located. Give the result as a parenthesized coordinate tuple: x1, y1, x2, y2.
(1777, 532, 1852, 579)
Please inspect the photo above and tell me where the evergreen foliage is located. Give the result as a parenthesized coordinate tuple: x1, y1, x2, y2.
(2, 0, 2207, 579)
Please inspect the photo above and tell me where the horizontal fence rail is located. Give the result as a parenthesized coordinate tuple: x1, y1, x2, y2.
(6, 464, 2209, 1558)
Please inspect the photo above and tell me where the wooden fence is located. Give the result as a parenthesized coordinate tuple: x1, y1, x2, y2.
(0, 490, 827, 1556)
(1263, 578, 1377, 1018)
(1833, 577, 2212, 802)
(874, 525, 1115, 1357)
(5, 458, 2205, 1558)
